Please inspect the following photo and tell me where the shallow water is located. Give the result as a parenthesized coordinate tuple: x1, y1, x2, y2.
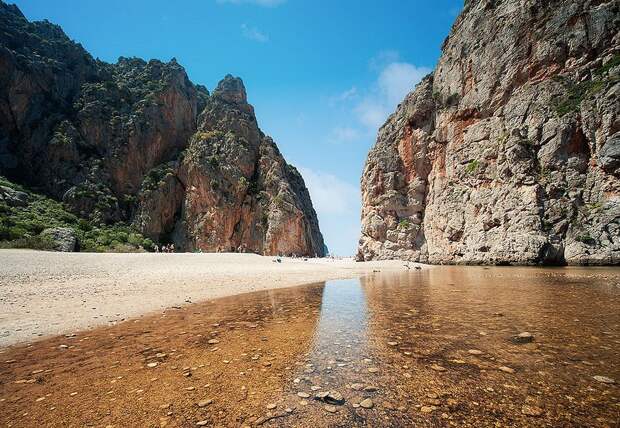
(1, 267, 619, 427)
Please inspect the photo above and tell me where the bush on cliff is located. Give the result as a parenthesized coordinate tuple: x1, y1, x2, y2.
(0, 176, 154, 252)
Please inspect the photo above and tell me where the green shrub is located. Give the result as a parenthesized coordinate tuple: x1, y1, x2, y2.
(538, 166, 551, 182)
(553, 65, 618, 117)
(0, 176, 154, 253)
(594, 54, 620, 77)
(398, 218, 412, 230)
(141, 164, 175, 193)
(575, 234, 596, 245)
(272, 194, 284, 207)
(465, 160, 480, 174)
(0, 234, 55, 250)
(208, 155, 219, 168)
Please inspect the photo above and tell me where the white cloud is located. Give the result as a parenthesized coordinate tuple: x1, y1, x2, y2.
(298, 167, 359, 216)
(327, 126, 362, 145)
(354, 99, 389, 130)
(369, 50, 400, 71)
(379, 62, 429, 106)
(298, 166, 362, 255)
(326, 52, 430, 132)
(328, 86, 358, 106)
(355, 56, 431, 130)
(241, 24, 269, 43)
(217, 0, 286, 6)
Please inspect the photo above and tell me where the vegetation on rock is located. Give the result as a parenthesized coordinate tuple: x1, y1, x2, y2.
(0, 176, 153, 252)
(0, 1, 325, 256)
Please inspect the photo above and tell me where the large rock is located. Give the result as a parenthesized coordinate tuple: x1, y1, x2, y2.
(0, 185, 28, 207)
(164, 76, 324, 255)
(358, 0, 620, 265)
(40, 227, 78, 252)
(0, 2, 324, 256)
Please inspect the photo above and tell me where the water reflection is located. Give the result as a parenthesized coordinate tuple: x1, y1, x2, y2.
(309, 278, 369, 361)
(1, 267, 618, 427)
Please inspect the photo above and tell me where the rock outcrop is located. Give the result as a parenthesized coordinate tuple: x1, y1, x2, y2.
(0, 2, 324, 256)
(40, 227, 78, 252)
(135, 76, 325, 254)
(358, 0, 619, 265)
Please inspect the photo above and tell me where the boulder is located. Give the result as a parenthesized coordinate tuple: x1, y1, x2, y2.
(40, 227, 78, 252)
(0, 185, 28, 207)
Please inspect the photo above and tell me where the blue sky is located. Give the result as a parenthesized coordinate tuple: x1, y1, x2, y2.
(14, 0, 462, 256)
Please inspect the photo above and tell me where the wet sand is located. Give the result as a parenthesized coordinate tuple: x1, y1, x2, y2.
(0, 250, 416, 346)
(0, 266, 618, 427)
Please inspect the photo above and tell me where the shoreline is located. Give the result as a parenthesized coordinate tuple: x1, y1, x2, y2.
(0, 250, 421, 347)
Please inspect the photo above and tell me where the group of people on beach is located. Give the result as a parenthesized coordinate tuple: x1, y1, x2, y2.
(154, 244, 175, 253)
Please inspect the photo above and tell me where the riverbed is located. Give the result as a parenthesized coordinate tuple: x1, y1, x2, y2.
(0, 266, 618, 427)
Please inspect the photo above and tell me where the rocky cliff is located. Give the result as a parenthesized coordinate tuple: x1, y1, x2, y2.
(358, 0, 619, 265)
(0, 2, 324, 255)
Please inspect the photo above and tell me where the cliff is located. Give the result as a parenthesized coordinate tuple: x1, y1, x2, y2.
(0, 2, 324, 255)
(358, 0, 619, 265)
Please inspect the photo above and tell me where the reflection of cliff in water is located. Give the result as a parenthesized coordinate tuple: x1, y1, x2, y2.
(0, 269, 618, 428)
(362, 266, 620, 358)
(310, 278, 370, 360)
(291, 279, 372, 389)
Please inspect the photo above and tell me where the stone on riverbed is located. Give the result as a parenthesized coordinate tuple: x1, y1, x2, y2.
(314, 390, 345, 405)
(197, 399, 212, 407)
(521, 405, 543, 416)
(512, 332, 534, 344)
(359, 398, 374, 409)
(593, 375, 615, 384)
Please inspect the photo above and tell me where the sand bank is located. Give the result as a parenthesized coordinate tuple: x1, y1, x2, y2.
(0, 250, 419, 346)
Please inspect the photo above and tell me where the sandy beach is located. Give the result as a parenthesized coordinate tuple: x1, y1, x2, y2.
(0, 250, 417, 347)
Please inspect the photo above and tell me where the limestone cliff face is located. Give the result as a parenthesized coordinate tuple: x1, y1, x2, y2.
(0, 2, 324, 256)
(358, 0, 619, 265)
(136, 76, 325, 255)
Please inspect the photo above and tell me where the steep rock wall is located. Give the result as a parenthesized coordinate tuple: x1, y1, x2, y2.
(0, 2, 324, 256)
(358, 0, 619, 265)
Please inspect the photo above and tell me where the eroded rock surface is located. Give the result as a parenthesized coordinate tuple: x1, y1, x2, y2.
(358, 0, 620, 265)
(40, 227, 78, 252)
(0, 2, 324, 256)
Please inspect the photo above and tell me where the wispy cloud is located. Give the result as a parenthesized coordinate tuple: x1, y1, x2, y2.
(298, 167, 359, 216)
(298, 166, 361, 255)
(327, 51, 431, 137)
(328, 86, 358, 107)
(368, 50, 400, 71)
(217, 0, 286, 6)
(327, 126, 362, 145)
(241, 23, 269, 43)
(378, 62, 429, 106)
(355, 53, 431, 130)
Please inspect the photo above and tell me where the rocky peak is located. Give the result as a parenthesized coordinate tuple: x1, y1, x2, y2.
(213, 74, 248, 105)
(0, 1, 325, 257)
(0, 1, 24, 20)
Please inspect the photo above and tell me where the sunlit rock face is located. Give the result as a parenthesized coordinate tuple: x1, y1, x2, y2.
(0, 2, 324, 256)
(171, 76, 325, 255)
(358, 0, 620, 265)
